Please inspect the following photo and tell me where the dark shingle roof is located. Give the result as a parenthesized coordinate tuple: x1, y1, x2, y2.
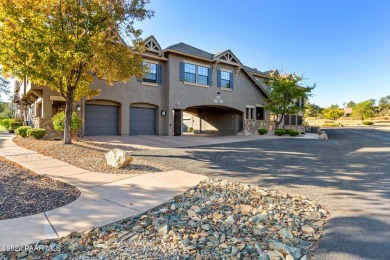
(243, 66, 268, 77)
(164, 43, 214, 60)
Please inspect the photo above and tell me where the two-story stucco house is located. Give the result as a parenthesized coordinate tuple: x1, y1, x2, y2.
(13, 36, 304, 137)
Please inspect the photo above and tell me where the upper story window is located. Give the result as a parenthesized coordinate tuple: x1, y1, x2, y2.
(217, 70, 234, 89)
(184, 63, 196, 83)
(141, 62, 162, 84)
(180, 62, 212, 86)
(143, 62, 157, 83)
(197, 66, 209, 85)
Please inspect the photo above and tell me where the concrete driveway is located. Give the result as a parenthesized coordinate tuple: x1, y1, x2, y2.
(83, 133, 307, 151)
(132, 127, 390, 260)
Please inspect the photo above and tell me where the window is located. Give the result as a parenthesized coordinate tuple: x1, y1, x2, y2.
(220, 71, 231, 88)
(291, 115, 297, 125)
(184, 63, 196, 83)
(143, 62, 157, 83)
(217, 70, 234, 89)
(197, 66, 208, 85)
(246, 107, 254, 119)
(180, 62, 210, 85)
(297, 116, 303, 125)
(284, 115, 290, 125)
(256, 107, 264, 120)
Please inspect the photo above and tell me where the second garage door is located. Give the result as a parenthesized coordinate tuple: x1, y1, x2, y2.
(85, 104, 119, 136)
(130, 107, 156, 135)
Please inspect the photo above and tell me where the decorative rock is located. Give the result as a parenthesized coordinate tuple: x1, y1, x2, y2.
(302, 225, 315, 234)
(269, 241, 302, 259)
(157, 222, 170, 235)
(208, 235, 219, 245)
(231, 246, 239, 257)
(201, 224, 210, 231)
(225, 215, 235, 225)
(52, 254, 68, 260)
(3, 178, 327, 260)
(105, 148, 133, 168)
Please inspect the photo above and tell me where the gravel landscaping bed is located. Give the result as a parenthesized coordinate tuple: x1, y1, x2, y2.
(1, 179, 328, 259)
(14, 137, 174, 175)
(0, 156, 80, 220)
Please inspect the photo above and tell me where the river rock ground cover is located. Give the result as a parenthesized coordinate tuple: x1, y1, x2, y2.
(1, 178, 328, 259)
(14, 137, 173, 175)
(0, 156, 80, 220)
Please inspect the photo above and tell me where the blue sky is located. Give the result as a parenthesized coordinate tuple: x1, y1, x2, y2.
(135, 0, 390, 108)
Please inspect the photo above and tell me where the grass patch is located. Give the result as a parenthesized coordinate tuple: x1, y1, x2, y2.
(0, 125, 7, 132)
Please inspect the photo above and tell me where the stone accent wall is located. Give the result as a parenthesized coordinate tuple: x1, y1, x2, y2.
(34, 117, 62, 139)
(244, 120, 275, 135)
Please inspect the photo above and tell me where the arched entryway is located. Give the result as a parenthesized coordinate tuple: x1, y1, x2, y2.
(180, 105, 244, 136)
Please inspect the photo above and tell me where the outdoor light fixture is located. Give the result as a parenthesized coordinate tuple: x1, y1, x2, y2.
(76, 105, 81, 111)
(161, 110, 166, 116)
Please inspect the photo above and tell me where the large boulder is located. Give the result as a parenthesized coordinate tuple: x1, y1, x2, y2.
(319, 133, 328, 140)
(105, 148, 133, 168)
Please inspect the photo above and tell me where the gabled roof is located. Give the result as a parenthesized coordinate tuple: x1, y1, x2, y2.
(162, 40, 269, 97)
(143, 35, 162, 52)
(164, 42, 214, 60)
(213, 50, 242, 65)
(243, 66, 269, 78)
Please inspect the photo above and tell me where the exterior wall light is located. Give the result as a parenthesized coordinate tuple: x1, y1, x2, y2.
(161, 110, 166, 116)
(76, 105, 81, 111)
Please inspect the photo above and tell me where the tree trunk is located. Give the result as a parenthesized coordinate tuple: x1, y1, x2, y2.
(64, 88, 75, 144)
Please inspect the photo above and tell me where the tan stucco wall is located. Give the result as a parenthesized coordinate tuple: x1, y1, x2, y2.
(165, 53, 269, 135)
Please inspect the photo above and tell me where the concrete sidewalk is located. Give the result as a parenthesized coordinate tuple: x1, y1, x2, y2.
(0, 133, 206, 246)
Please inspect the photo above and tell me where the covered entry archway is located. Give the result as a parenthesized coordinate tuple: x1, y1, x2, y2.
(180, 105, 243, 136)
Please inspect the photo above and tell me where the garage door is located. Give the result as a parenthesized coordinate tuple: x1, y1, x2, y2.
(130, 107, 156, 135)
(85, 105, 119, 136)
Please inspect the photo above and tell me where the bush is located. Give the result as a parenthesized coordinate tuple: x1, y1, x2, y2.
(27, 128, 46, 139)
(0, 118, 22, 132)
(0, 119, 13, 129)
(274, 129, 287, 136)
(258, 128, 267, 135)
(188, 127, 193, 133)
(16, 126, 32, 137)
(362, 121, 374, 125)
(287, 129, 300, 136)
(53, 111, 82, 139)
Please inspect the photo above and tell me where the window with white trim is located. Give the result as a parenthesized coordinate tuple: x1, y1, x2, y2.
(183, 63, 209, 85)
(220, 71, 231, 88)
(246, 107, 254, 119)
(143, 62, 157, 83)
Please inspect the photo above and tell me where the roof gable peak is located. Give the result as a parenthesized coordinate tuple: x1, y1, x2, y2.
(143, 35, 162, 53)
(213, 49, 242, 65)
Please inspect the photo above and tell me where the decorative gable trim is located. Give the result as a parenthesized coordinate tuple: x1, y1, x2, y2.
(144, 36, 162, 53)
(213, 50, 242, 66)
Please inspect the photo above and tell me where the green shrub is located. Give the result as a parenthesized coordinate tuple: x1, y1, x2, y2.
(362, 121, 374, 125)
(0, 119, 13, 129)
(16, 126, 32, 137)
(10, 121, 22, 130)
(188, 127, 193, 133)
(27, 128, 46, 139)
(258, 128, 267, 135)
(53, 111, 82, 138)
(287, 129, 300, 136)
(274, 129, 287, 136)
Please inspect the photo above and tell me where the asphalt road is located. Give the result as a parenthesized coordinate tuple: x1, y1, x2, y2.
(136, 127, 390, 260)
